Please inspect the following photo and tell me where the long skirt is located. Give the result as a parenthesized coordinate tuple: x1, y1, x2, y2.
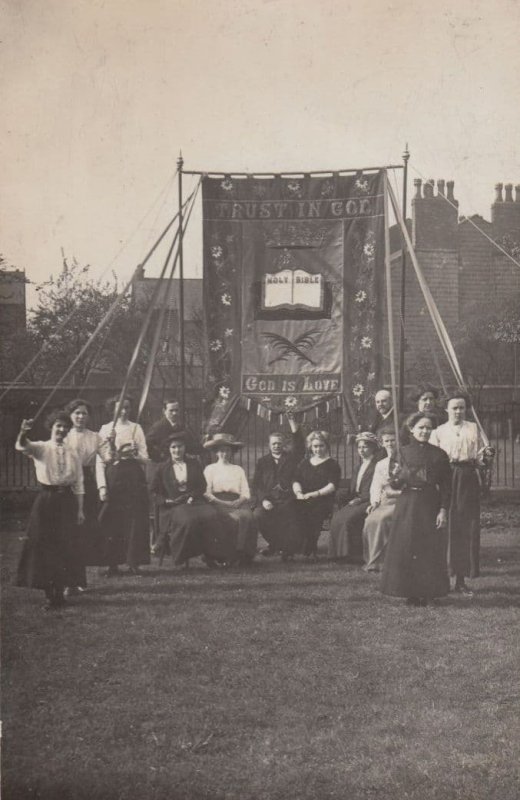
(17, 486, 80, 592)
(448, 465, 481, 578)
(253, 500, 301, 556)
(158, 502, 237, 565)
(213, 492, 258, 561)
(381, 487, 449, 599)
(328, 501, 369, 560)
(363, 498, 396, 571)
(98, 460, 150, 569)
(296, 497, 333, 556)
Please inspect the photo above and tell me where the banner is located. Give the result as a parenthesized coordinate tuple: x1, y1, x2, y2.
(203, 171, 385, 428)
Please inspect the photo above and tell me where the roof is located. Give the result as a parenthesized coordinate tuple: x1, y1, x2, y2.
(133, 277, 202, 319)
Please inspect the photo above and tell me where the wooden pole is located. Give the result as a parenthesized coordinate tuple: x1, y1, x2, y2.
(398, 144, 410, 411)
(177, 152, 186, 425)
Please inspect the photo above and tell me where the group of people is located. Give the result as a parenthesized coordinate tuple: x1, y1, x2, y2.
(15, 386, 494, 610)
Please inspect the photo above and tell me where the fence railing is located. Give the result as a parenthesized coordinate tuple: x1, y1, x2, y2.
(2, 401, 519, 492)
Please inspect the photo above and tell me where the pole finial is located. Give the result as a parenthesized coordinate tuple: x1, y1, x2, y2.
(177, 151, 184, 170)
(403, 143, 410, 163)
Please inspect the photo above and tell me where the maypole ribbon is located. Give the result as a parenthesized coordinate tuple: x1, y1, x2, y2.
(111, 190, 196, 431)
(383, 171, 402, 454)
(135, 180, 201, 425)
(387, 179, 489, 447)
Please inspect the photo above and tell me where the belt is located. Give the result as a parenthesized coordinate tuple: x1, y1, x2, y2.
(39, 484, 71, 493)
(408, 487, 424, 492)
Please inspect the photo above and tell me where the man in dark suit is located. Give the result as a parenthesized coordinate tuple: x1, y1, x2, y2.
(252, 414, 305, 560)
(146, 398, 201, 463)
(368, 389, 398, 436)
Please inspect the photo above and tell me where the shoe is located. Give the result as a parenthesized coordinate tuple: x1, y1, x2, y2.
(127, 567, 143, 577)
(64, 586, 83, 597)
(454, 584, 474, 597)
(104, 567, 121, 578)
(406, 597, 421, 606)
(261, 547, 276, 557)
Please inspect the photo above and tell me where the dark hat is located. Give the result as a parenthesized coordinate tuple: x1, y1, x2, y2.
(166, 431, 190, 445)
(355, 431, 379, 446)
(203, 432, 244, 450)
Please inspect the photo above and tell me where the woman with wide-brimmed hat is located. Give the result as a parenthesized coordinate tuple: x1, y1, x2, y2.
(328, 431, 379, 563)
(152, 431, 236, 568)
(203, 433, 258, 565)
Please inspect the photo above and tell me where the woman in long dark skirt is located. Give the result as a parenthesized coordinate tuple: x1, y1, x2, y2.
(96, 395, 150, 576)
(381, 412, 452, 606)
(64, 398, 107, 591)
(16, 413, 85, 610)
(153, 432, 236, 568)
(98, 443, 150, 576)
(292, 430, 341, 559)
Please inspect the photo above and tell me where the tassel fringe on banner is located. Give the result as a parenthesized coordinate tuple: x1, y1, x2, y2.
(238, 395, 342, 425)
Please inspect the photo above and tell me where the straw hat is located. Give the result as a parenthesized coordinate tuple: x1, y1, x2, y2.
(203, 432, 244, 450)
(166, 431, 190, 445)
(355, 431, 379, 446)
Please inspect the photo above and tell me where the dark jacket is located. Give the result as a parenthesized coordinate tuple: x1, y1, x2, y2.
(348, 457, 378, 503)
(152, 456, 206, 505)
(252, 430, 305, 507)
(146, 418, 201, 463)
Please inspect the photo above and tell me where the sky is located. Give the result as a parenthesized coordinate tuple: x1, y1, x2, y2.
(2, 0, 519, 308)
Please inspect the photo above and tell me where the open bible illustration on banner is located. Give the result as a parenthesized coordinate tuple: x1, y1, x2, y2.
(202, 171, 385, 427)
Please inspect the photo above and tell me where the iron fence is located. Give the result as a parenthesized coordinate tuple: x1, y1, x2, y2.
(2, 400, 519, 492)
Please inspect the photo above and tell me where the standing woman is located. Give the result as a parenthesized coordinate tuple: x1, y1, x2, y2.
(96, 395, 150, 576)
(401, 385, 446, 445)
(64, 398, 105, 591)
(292, 430, 341, 559)
(430, 394, 495, 595)
(381, 412, 452, 606)
(328, 431, 379, 563)
(203, 433, 257, 566)
(16, 413, 85, 609)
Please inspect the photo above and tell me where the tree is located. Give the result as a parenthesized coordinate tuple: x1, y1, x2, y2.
(1, 256, 148, 388)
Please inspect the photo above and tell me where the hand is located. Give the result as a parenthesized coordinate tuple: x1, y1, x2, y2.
(77, 510, 85, 525)
(436, 508, 447, 529)
(20, 418, 34, 433)
(296, 492, 305, 501)
(99, 487, 108, 502)
(349, 497, 362, 506)
(107, 429, 116, 443)
(483, 446, 495, 460)
(132, 443, 139, 457)
(262, 499, 274, 511)
(187, 497, 194, 505)
(366, 502, 379, 514)
(165, 498, 175, 506)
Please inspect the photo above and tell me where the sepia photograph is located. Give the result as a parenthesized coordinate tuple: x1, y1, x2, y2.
(1, 1, 519, 798)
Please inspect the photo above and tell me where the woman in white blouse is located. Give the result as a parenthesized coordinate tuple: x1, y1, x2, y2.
(65, 398, 105, 591)
(203, 433, 257, 565)
(16, 412, 84, 610)
(96, 396, 150, 577)
(430, 394, 494, 595)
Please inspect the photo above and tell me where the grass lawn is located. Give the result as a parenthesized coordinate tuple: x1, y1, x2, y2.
(2, 502, 520, 800)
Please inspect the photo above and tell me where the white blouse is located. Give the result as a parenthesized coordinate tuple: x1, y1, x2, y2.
(96, 419, 148, 489)
(204, 462, 250, 499)
(16, 440, 84, 495)
(430, 420, 482, 463)
(65, 428, 103, 467)
(369, 456, 396, 505)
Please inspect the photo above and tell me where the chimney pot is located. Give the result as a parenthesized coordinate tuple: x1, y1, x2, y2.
(515, 185, 520, 203)
(424, 179, 435, 199)
(437, 179, 445, 196)
(504, 183, 514, 202)
(494, 183, 503, 202)
(413, 178, 422, 199)
(446, 181, 455, 201)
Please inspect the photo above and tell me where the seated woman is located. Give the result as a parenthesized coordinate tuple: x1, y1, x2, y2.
(96, 395, 150, 576)
(15, 413, 85, 610)
(293, 430, 341, 559)
(152, 432, 236, 568)
(328, 431, 379, 563)
(203, 433, 258, 566)
(362, 429, 401, 572)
